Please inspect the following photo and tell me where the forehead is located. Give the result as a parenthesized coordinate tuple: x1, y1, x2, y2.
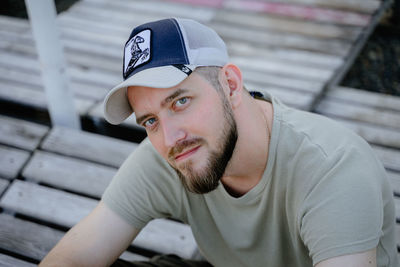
(127, 72, 211, 109)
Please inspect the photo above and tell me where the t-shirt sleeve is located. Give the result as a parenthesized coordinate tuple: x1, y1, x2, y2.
(102, 138, 184, 229)
(299, 142, 386, 265)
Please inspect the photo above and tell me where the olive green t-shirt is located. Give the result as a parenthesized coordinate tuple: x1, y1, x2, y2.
(102, 94, 398, 267)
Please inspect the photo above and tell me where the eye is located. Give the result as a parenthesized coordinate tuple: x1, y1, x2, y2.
(143, 117, 157, 128)
(174, 97, 189, 108)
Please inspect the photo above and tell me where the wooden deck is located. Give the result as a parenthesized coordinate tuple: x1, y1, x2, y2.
(0, 0, 399, 265)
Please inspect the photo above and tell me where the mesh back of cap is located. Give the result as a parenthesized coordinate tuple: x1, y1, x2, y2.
(176, 18, 228, 66)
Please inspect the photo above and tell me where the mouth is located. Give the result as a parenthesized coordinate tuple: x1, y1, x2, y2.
(175, 145, 201, 162)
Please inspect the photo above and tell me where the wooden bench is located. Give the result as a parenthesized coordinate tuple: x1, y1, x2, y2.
(0, 117, 199, 264)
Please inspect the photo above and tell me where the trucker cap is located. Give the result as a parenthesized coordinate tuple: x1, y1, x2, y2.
(103, 18, 229, 125)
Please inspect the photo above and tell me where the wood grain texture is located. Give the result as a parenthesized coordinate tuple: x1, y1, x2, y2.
(0, 178, 9, 195)
(0, 115, 49, 151)
(22, 151, 116, 198)
(0, 181, 198, 258)
(0, 253, 37, 267)
(0, 180, 98, 227)
(388, 171, 400, 196)
(41, 127, 138, 168)
(0, 213, 64, 261)
(0, 145, 30, 180)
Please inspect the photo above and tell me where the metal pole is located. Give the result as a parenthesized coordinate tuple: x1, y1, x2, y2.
(25, 0, 81, 129)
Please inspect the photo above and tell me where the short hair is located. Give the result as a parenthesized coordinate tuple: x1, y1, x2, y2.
(194, 66, 249, 95)
(194, 66, 222, 92)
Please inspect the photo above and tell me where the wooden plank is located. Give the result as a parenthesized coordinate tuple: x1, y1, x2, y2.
(166, 0, 380, 14)
(396, 224, 400, 248)
(327, 86, 400, 112)
(80, 0, 216, 23)
(227, 41, 344, 69)
(234, 56, 334, 82)
(0, 180, 97, 227)
(0, 181, 198, 259)
(0, 178, 9, 195)
(0, 145, 30, 180)
(388, 171, 400, 196)
(0, 253, 36, 267)
(331, 118, 400, 150)
(211, 23, 352, 56)
(22, 151, 116, 198)
(242, 69, 325, 94)
(247, 83, 314, 110)
(220, 0, 372, 25)
(41, 127, 137, 168)
(0, 213, 63, 262)
(0, 115, 49, 151)
(0, 52, 120, 89)
(316, 98, 400, 130)
(214, 10, 362, 40)
(0, 81, 95, 116)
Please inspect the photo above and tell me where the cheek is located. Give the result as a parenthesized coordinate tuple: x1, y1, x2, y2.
(148, 135, 169, 160)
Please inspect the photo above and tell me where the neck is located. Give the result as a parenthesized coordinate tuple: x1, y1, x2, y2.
(221, 93, 273, 197)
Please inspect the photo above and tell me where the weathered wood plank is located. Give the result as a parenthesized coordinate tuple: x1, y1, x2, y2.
(0, 145, 30, 180)
(227, 41, 344, 69)
(249, 84, 314, 110)
(80, 0, 216, 22)
(0, 178, 9, 195)
(221, 0, 372, 25)
(22, 151, 116, 198)
(316, 98, 400, 130)
(396, 224, 400, 248)
(167, 0, 381, 14)
(234, 56, 334, 82)
(214, 10, 362, 40)
(41, 127, 137, 168)
(327, 86, 400, 113)
(0, 253, 36, 267)
(242, 69, 325, 94)
(211, 23, 352, 56)
(0, 180, 97, 227)
(0, 81, 95, 116)
(0, 52, 120, 90)
(0, 181, 198, 259)
(0, 213, 63, 262)
(0, 115, 49, 151)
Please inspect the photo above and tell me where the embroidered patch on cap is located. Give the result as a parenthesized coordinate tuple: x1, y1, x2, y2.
(124, 29, 151, 78)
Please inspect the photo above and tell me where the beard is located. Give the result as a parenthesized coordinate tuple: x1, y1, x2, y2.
(168, 94, 238, 194)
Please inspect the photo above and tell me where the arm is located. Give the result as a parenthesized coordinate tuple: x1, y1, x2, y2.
(39, 200, 139, 267)
(315, 248, 376, 267)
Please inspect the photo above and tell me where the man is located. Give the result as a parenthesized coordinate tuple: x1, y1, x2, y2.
(40, 18, 398, 267)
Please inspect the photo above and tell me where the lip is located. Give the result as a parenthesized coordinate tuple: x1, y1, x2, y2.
(175, 145, 201, 161)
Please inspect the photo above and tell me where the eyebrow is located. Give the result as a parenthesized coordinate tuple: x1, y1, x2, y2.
(135, 88, 189, 125)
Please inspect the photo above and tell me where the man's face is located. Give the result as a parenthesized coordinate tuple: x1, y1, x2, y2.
(127, 72, 238, 194)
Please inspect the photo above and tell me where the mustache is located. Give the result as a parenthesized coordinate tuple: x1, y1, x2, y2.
(168, 138, 204, 161)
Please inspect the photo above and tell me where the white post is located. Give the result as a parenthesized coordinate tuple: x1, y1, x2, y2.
(25, 0, 81, 129)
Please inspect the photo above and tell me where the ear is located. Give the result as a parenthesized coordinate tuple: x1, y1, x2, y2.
(219, 63, 243, 109)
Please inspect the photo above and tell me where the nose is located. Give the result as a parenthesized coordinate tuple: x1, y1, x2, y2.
(161, 117, 186, 148)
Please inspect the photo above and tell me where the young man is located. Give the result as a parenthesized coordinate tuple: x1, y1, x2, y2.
(40, 18, 398, 267)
